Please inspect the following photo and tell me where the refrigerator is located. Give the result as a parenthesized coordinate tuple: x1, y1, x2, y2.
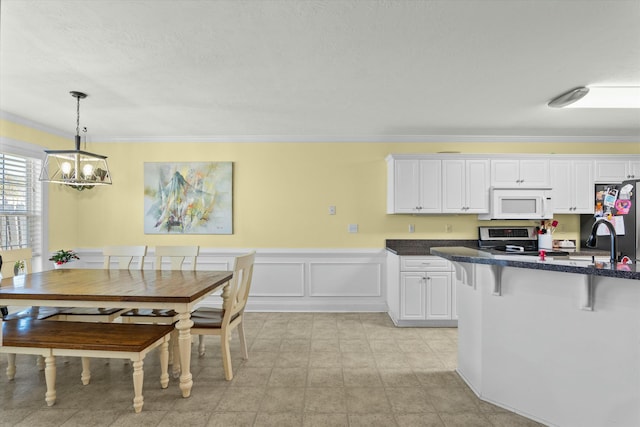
(580, 179, 640, 263)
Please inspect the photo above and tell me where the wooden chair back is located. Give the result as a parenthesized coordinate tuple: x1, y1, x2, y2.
(102, 246, 147, 270)
(222, 251, 256, 322)
(154, 246, 199, 271)
(0, 248, 33, 278)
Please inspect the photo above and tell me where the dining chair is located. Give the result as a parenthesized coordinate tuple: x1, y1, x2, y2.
(51, 245, 148, 322)
(0, 247, 56, 371)
(119, 245, 199, 375)
(190, 251, 255, 380)
(0, 248, 32, 279)
(0, 248, 56, 320)
(1, 248, 33, 319)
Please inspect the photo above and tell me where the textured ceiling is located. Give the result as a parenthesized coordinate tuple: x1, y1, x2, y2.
(1, 0, 639, 142)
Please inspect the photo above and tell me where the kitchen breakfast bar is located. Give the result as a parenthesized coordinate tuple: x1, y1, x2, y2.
(430, 247, 640, 427)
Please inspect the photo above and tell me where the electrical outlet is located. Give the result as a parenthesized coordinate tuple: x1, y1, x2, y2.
(328, 205, 336, 215)
(409, 224, 415, 233)
(445, 224, 452, 233)
(348, 224, 358, 233)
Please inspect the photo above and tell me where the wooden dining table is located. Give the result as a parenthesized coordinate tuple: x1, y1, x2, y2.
(0, 268, 233, 398)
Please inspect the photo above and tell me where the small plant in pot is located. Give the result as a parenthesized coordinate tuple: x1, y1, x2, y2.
(49, 249, 80, 267)
(14, 260, 25, 275)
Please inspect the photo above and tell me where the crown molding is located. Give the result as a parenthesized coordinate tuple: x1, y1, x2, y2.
(2, 111, 638, 143)
(0, 110, 73, 139)
(72, 134, 640, 144)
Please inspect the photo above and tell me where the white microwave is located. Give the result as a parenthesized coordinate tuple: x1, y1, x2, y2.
(478, 188, 553, 220)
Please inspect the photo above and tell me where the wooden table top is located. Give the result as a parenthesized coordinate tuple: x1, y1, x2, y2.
(0, 269, 233, 303)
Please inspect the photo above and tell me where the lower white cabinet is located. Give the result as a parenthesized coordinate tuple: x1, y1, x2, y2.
(387, 253, 458, 327)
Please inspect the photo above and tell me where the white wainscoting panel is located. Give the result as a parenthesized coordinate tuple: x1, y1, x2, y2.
(251, 262, 305, 296)
(71, 247, 388, 312)
(309, 262, 381, 297)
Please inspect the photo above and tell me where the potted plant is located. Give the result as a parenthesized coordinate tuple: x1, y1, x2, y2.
(49, 249, 80, 268)
(14, 260, 25, 275)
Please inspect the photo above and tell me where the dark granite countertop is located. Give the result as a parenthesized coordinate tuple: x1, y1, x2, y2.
(386, 239, 609, 258)
(430, 246, 640, 281)
(386, 239, 479, 256)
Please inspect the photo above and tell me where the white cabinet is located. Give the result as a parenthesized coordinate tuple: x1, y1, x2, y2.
(399, 270, 452, 320)
(400, 272, 426, 319)
(442, 159, 490, 213)
(424, 271, 452, 320)
(490, 159, 550, 187)
(387, 158, 441, 213)
(594, 159, 640, 183)
(387, 154, 640, 217)
(387, 253, 458, 327)
(550, 159, 594, 214)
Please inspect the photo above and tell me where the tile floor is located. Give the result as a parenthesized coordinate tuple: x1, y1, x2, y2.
(1, 312, 544, 426)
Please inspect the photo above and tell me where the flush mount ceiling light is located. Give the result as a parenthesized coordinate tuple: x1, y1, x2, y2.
(548, 86, 640, 108)
(39, 91, 112, 191)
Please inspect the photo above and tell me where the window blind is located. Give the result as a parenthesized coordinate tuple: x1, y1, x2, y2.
(0, 153, 42, 257)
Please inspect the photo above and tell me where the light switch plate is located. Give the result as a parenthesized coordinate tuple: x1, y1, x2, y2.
(328, 206, 336, 215)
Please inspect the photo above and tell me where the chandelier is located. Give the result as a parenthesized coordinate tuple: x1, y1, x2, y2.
(39, 91, 112, 191)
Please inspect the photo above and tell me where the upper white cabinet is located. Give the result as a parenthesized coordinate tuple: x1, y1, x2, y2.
(550, 159, 594, 214)
(594, 159, 640, 183)
(387, 157, 441, 214)
(387, 154, 640, 216)
(442, 159, 490, 213)
(490, 159, 550, 187)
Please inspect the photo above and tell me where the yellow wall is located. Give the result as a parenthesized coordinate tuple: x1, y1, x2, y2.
(2, 118, 639, 250)
(0, 119, 82, 248)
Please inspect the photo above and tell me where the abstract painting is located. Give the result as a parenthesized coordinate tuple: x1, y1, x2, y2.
(144, 162, 232, 234)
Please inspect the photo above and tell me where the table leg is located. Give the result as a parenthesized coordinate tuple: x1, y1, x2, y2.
(159, 339, 169, 389)
(81, 357, 91, 385)
(6, 353, 16, 380)
(44, 354, 56, 407)
(175, 311, 194, 398)
(132, 359, 144, 413)
(221, 280, 231, 307)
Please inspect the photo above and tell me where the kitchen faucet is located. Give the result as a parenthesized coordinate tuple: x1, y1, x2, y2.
(586, 218, 618, 264)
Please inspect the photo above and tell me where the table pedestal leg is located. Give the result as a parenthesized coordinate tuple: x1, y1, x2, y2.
(175, 311, 194, 397)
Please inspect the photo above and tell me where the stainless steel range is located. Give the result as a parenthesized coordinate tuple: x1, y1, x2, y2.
(478, 226, 568, 256)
